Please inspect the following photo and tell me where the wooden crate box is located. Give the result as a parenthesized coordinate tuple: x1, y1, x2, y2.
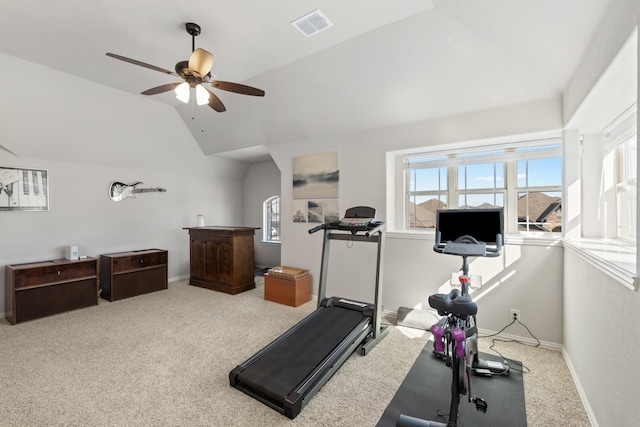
(264, 273, 311, 307)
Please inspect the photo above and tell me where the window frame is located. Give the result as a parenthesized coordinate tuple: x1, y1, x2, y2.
(404, 138, 563, 236)
(263, 195, 281, 243)
(605, 104, 638, 243)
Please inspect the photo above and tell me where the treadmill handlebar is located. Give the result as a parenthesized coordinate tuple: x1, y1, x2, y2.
(308, 223, 328, 234)
(365, 221, 385, 237)
(308, 221, 386, 235)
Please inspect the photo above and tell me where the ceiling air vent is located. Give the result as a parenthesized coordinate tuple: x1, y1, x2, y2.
(291, 9, 333, 37)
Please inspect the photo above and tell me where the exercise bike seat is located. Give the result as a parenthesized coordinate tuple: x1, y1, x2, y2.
(429, 288, 477, 319)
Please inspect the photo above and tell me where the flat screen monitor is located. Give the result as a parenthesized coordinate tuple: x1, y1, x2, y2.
(435, 208, 504, 249)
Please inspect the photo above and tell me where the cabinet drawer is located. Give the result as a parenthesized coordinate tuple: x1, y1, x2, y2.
(14, 278, 98, 323)
(14, 261, 96, 289)
(111, 267, 167, 301)
(112, 251, 167, 273)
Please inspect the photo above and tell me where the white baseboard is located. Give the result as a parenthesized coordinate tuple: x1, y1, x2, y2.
(382, 309, 398, 323)
(562, 347, 598, 427)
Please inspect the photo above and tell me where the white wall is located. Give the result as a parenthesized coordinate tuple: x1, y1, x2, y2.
(270, 96, 565, 344)
(563, 249, 640, 427)
(243, 159, 281, 268)
(562, 1, 639, 425)
(563, 0, 640, 124)
(383, 237, 564, 344)
(0, 152, 248, 319)
(0, 55, 249, 319)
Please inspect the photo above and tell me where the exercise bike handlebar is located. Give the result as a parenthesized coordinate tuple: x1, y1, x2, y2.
(481, 234, 503, 257)
(435, 234, 503, 258)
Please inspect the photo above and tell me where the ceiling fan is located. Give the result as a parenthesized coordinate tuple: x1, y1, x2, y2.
(106, 22, 265, 113)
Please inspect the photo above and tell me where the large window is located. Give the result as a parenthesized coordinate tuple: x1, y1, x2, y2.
(516, 156, 562, 232)
(616, 138, 637, 241)
(405, 139, 563, 234)
(263, 196, 280, 242)
(605, 104, 637, 242)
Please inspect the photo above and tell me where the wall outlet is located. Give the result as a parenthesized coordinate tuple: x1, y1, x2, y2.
(510, 309, 521, 322)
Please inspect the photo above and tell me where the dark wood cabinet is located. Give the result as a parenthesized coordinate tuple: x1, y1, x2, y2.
(5, 257, 98, 325)
(100, 249, 168, 301)
(184, 227, 257, 295)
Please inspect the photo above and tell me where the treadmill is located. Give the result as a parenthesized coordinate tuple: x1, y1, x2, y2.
(229, 206, 389, 419)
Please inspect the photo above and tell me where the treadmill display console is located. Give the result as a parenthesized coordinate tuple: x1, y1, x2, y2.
(338, 206, 376, 228)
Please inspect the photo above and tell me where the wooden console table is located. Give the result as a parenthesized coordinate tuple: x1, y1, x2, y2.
(5, 257, 98, 324)
(184, 227, 257, 295)
(100, 249, 168, 301)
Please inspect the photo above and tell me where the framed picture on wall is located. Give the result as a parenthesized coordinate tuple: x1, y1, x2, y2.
(292, 199, 339, 223)
(292, 151, 339, 199)
(0, 167, 49, 211)
(292, 152, 339, 223)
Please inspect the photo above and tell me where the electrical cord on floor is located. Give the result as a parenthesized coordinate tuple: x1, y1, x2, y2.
(478, 317, 541, 374)
(436, 409, 467, 427)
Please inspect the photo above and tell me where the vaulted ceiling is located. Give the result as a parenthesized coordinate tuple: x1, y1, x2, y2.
(0, 0, 613, 162)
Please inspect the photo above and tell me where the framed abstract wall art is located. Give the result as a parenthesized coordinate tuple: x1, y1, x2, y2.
(0, 167, 49, 211)
(292, 151, 339, 222)
(293, 199, 339, 223)
(292, 151, 339, 199)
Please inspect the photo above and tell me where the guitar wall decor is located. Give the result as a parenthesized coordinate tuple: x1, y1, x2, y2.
(109, 181, 167, 202)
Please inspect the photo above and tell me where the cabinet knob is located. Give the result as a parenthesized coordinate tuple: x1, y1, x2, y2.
(57, 270, 61, 275)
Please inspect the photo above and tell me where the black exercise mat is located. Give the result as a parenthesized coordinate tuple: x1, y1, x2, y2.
(377, 341, 526, 427)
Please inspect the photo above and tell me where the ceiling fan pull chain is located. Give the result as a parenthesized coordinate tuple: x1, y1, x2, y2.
(191, 91, 196, 120)
(201, 103, 205, 133)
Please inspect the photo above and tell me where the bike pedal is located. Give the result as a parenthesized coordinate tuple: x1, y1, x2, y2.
(433, 350, 447, 360)
(473, 397, 488, 413)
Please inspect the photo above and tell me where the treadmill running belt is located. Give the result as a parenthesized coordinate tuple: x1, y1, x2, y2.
(236, 305, 368, 402)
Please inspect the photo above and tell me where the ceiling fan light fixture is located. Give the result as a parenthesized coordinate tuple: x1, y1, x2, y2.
(189, 48, 214, 78)
(175, 82, 190, 103)
(106, 22, 264, 114)
(195, 84, 210, 106)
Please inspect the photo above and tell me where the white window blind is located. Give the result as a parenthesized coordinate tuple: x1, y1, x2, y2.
(605, 103, 637, 152)
(405, 137, 563, 170)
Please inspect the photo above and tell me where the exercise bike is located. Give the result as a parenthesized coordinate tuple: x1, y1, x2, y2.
(397, 208, 508, 427)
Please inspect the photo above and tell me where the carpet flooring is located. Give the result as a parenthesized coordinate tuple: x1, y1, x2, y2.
(0, 279, 590, 426)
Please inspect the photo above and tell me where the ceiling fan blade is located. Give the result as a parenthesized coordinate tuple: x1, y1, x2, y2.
(188, 48, 214, 78)
(204, 87, 226, 112)
(141, 82, 182, 95)
(210, 81, 265, 97)
(106, 53, 178, 76)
